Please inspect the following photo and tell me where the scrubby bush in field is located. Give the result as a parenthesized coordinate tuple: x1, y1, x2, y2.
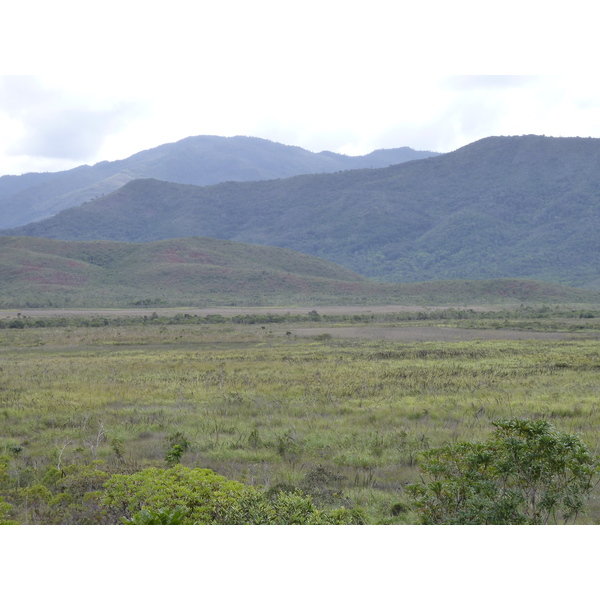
(0, 497, 17, 524)
(221, 477, 365, 524)
(102, 466, 247, 524)
(0, 459, 110, 525)
(164, 432, 191, 465)
(102, 465, 364, 525)
(407, 419, 599, 524)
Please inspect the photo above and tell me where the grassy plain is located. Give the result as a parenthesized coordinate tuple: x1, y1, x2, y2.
(1, 305, 600, 523)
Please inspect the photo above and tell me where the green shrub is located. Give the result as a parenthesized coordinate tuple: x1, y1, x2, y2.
(223, 490, 364, 525)
(102, 466, 246, 524)
(102, 465, 365, 525)
(407, 419, 599, 524)
(122, 506, 192, 525)
(0, 495, 18, 524)
(164, 432, 191, 465)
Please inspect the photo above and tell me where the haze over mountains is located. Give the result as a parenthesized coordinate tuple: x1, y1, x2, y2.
(4, 134, 599, 290)
(0, 135, 439, 229)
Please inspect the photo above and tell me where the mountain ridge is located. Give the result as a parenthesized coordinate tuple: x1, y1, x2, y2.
(5, 135, 599, 288)
(0, 135, 439, 229)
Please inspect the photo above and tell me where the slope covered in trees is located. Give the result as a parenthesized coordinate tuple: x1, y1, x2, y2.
(0, 135, 438, 229)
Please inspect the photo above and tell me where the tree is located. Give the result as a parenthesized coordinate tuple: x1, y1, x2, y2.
(407, 419, 599, 524)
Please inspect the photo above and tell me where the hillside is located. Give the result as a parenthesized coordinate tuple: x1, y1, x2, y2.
(5, 135, 600, 288)
(1, 236, 598, 308)
(0, 135, 439, 229)
(0, 236, 371, 307)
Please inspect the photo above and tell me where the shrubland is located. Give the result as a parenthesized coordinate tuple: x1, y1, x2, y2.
(1, 306, 600, 524)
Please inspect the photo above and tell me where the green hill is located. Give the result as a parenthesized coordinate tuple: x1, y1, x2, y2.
(1, 236, 598, 308)
(0, 236, 371, 307)
(0, 135, 438, 229)
(5, 135, 600, 288)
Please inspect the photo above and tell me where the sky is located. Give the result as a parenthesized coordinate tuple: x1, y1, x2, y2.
(1, 1, 598, 177)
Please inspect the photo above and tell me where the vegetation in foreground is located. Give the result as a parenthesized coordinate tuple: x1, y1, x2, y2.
(408, 419, 598, 524)
(1, 306, 600, 524)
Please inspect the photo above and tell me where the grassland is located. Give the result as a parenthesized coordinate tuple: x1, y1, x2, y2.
(1, 305, 600, 524)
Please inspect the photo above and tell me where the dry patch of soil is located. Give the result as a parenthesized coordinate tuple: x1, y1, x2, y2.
(290, 326, 590, 342)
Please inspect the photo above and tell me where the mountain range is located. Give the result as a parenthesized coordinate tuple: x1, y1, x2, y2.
(0, 135, 439, 229)
(4, 134, 599, 289)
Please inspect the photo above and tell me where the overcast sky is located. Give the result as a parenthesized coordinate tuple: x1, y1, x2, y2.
(1, 1, 598, 176)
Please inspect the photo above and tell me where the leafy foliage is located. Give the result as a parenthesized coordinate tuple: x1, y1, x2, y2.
(102, 465, 364, 525)
(164, 432, 191, 465)
(0, 497, 17, 524)
(407, 419, 599, 524)
(122, 506, 192, 525)
(0, 458, 110, 525)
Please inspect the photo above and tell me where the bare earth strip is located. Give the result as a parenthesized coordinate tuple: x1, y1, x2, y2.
(290, 326, 594, 341)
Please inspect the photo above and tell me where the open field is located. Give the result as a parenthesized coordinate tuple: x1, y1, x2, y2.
(1, 305, 600, 524)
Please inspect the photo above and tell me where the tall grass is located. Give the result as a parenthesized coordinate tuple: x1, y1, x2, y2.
(1, 317, 600, 523)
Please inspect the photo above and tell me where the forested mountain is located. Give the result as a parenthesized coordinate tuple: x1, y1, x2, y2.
(5, 135, 599, 289)
(2, 236, 598, 308)
(0, 135, 439, 229)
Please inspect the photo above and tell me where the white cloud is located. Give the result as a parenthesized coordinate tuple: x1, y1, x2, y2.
(0, 76, 149, 173)
(1, 4, 599, 173)
(3, 72, 600, 175)
(443, 76, 539, 91)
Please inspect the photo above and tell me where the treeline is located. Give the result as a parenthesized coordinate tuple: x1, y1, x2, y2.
(1, 306, 599, 330)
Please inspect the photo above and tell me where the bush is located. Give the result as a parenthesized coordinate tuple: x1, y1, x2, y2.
(0, 496, 18, 524)
(164, 432, 191, 465)
(102, 465, 364, 525)
(122, 506, 192, 525)
(407, 419, 599, 524)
